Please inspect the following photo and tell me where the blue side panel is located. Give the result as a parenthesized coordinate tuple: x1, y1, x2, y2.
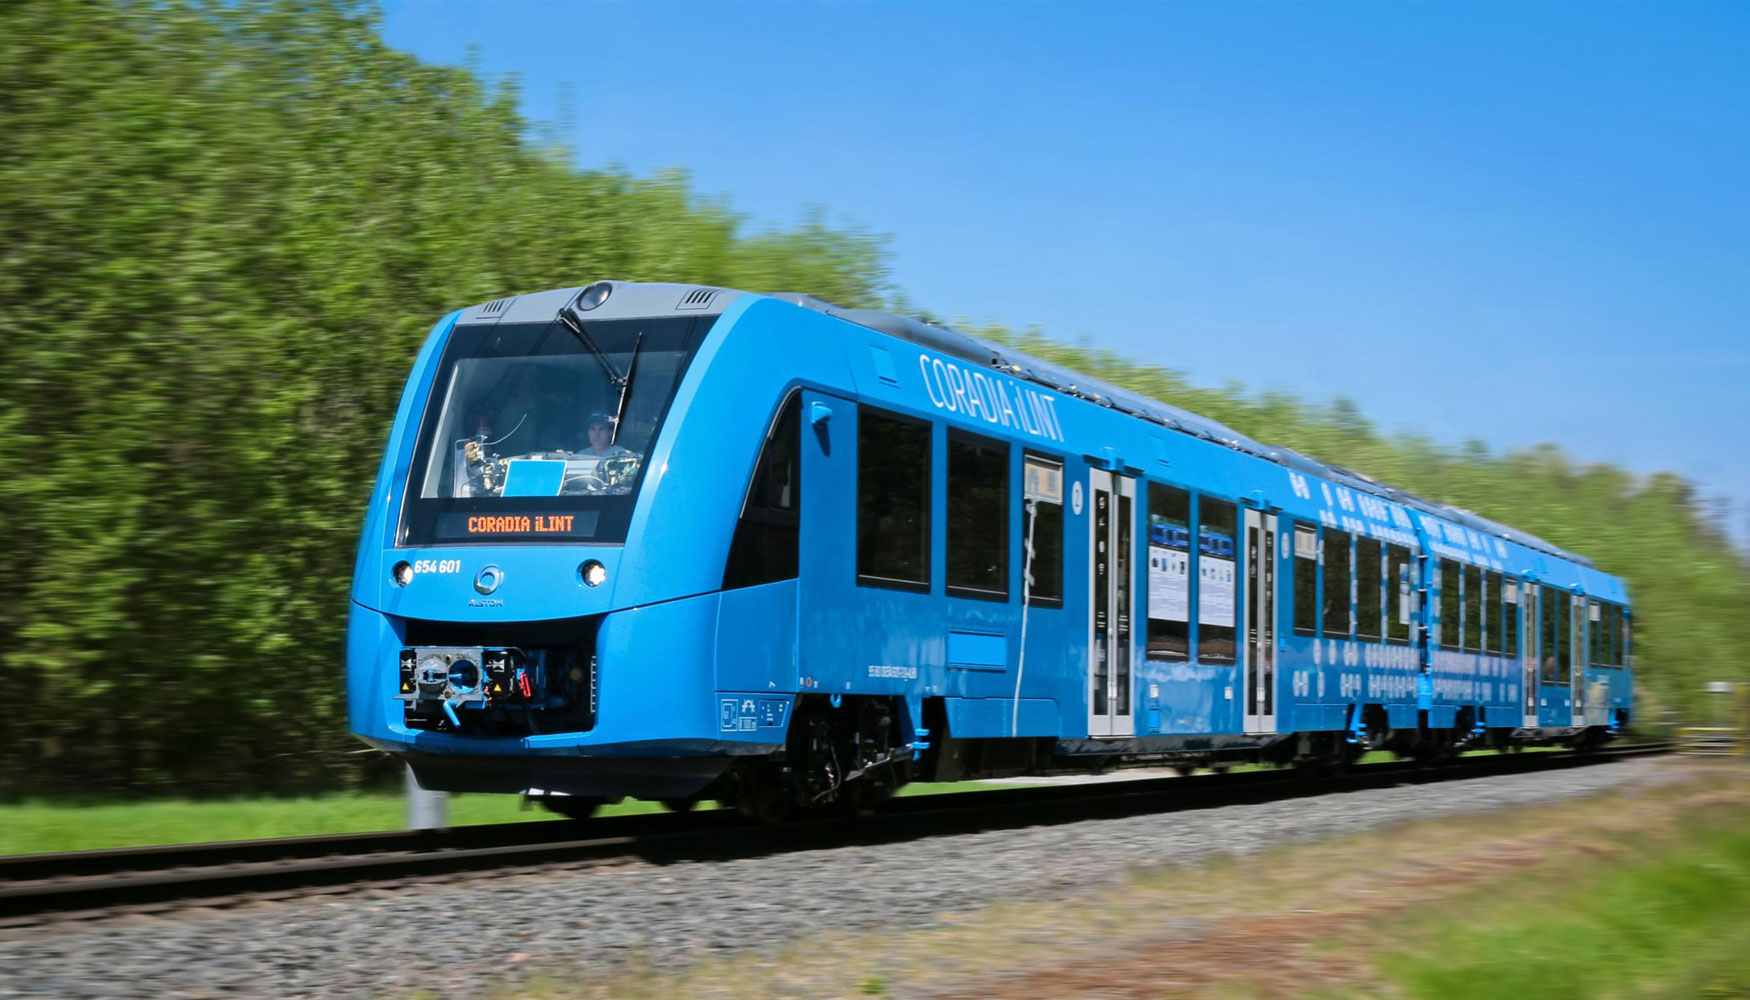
(1293, 703, 1350, 731)
(348, 601, 399, 740)
(944, 697, 1058, 738)
(1387, 705, 1421, 729)
(948, 630, 1007, 669)
(716, 580, 799, 693)
(1137, 661, 1238, 734)
(595, 593, 722, 748)
(1484, 705, 1523, 727)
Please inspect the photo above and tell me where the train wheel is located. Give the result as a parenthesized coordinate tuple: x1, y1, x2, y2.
(660, 796, 699, 813)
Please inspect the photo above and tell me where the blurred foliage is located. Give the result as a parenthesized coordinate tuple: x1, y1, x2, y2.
(0, 0, 1741, 797)
(0, 0, 887, 796)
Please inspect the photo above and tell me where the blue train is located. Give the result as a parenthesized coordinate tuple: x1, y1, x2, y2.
(348, 281, 1634, 817)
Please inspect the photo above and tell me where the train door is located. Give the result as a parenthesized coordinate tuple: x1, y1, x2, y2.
(1243, 509, 1277, 733)
(1087, 469, 1135, 737)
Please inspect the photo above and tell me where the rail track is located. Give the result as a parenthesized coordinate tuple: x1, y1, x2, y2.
(0, 743, 1671, 927)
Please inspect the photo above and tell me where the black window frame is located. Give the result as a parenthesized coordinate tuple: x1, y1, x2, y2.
(855, 406, 933, 592)
(722, 389, 802, 591)
(1020, 450, 1065, 608)
(1292, 522, 1319, 638)
(945, 428, 1010, 602)
(1462, 564, 1483, 652)
(1440, 561, 1462, 651)
(1197, 493, 1238, 665)
(1356, 536, 1383, 641)
(1321, 529, 1353, 639)
(1484, 571, 1504, 654)
(1146, 481, 1194, 660)
(1503, 576, 1521, 659)
(1386, 544, 1412, 645)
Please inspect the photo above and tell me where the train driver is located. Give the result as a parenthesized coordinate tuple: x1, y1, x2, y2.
(585, 411, 634, 459)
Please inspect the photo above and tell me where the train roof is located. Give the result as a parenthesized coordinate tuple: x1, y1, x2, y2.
(766, 293, 1594, 570)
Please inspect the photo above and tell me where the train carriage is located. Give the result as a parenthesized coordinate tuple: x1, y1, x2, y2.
(347, 281, 1633, 816)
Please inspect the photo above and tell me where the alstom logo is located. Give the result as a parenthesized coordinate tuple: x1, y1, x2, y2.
(916, 355, 1065, 442)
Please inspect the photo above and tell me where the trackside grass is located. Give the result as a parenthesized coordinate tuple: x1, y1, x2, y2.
(0, 781, 1003, 856)
(1366, 809, 1750, 1000)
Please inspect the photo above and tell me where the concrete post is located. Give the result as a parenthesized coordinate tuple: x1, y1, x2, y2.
(405, 763, 448, 830)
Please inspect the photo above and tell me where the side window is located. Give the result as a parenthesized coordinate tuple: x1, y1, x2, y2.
(1484, 571, 1504, 654)
(1503, 577, 1521, 657)
(1021, 453, 1064, 605)
(1463, 565, 1482, 652)
(1440, 561, 1462, 651)
(1588, 601, 1602, 667)
(946, 431, 1008, 600)
(1611, 605, 1624, 667)
(1386, 543, 1412, 644)
(1356, 536, 1382, 641)
(1540, 585, 1560, 682)
(1293, 524, 1319, 637)
(1558, 592, 1573, 682)
(1321, 530, 1352, 638)
(723, 392, 801, 590)
(1623, 611, 1632, 669)
(1146, 484, 1192, 660)
(1198, 496, 1238, 664)
(856, 409, 930, 590)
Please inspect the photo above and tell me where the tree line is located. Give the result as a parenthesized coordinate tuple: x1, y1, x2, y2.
(1, 0, 1742, 797)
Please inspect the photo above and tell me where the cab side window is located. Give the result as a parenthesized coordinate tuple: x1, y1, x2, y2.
(724, 393, 800, 590)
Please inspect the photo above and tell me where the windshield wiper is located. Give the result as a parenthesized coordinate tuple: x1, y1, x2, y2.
(610, 332, 643, 445)
(556, 307, 627, 388)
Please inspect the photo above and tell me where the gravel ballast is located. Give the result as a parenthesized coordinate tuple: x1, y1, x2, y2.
(0, 759, 1678, 1000)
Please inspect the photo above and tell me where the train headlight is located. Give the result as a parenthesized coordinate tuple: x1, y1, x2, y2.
(392, 561, 414, 587)
(579, 559, 608, 587)
(574, 282, 611, 311)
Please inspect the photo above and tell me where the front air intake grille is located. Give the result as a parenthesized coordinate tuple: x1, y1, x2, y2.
(677, 287, 717, 310)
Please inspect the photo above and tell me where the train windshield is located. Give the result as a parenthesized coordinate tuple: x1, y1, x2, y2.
(399, 315, 716, 545)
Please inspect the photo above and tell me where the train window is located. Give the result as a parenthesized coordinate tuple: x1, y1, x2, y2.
(1356, 537, 1382, 641)
(1503, 577, 1521, 658)
(1198, 496, 1238, 664)
(1484, 571, 1503, 654)
(1588, 602, 1603, 668)
(1463, 565, 1482, 652)
(1611, 605, 1624, 667)
(946, 431, 1008, 600)
(1146, 484, 1192, 660)
(1558, 593, 1572, 682)
(856, 409, 931, 591)
(1623, 612, 1633, 669)
(1021, 453, 1063, 606)
(1293, 524, 1319, 637)
(1322, 529, 1352, 638)
(1440, 561, 1461, 651)
(723, 392, 801, 590)
(1386, 543, 1412, 644)
(1539, 585, 1561, 682)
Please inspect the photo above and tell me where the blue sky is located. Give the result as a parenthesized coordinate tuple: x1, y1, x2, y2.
(381, 1, 1750, 543)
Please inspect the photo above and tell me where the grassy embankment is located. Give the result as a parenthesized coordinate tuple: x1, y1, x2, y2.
(0, 781, 1008, 856)
(0, 749, 1558, 856)
(482, 760, 1748, 1000)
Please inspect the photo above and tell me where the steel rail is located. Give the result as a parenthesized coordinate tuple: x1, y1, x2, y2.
(0, 742, 1670, 923)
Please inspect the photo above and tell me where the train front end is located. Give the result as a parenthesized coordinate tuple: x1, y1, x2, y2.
(346, 282, 764, 804)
